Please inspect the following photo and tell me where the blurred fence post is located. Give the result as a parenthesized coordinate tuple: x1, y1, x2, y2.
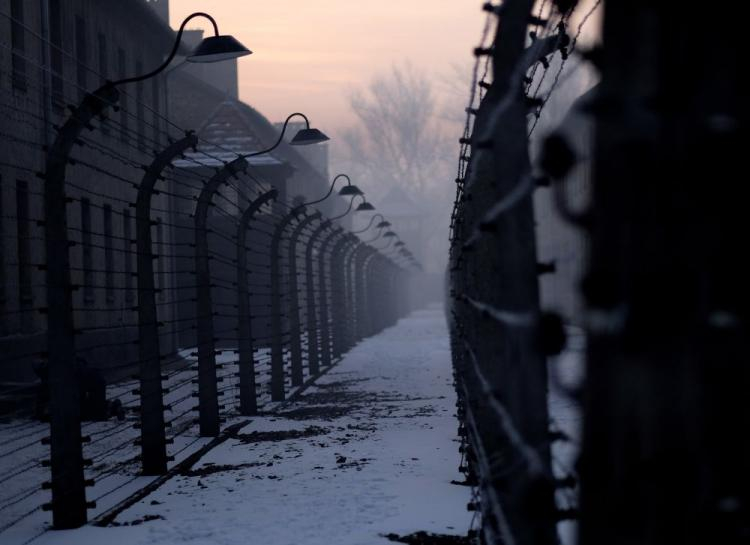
(572, 3, 749, 542)
(135, 131, 197, 474)
(317, 227, 344, 368)
(236, 189, 277, 415)
(330, 234, 353, 359)
(342, 240, 361, 350)
(304, 221, 331, 376)
(42, 86, 119, 528)
(194, 156, 248, 436)
(447, 0, 560, 541)
(287, 211, 321, 386)
(370, 255, 387, 334)
(383, 261, 398, 327)
(361, 250, 380, 337)
(269, 207, 303, 401)
(357, 247, 377, 340)
(351, 245, 365, 341)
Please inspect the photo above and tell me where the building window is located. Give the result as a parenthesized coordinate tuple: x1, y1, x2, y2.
(10, 0, 27, 92)
(118, 48, 129, 143)
(154, 218, 165, 301)
(75, 16, 87, 96)
(123, 208, 134, 304)
(103, 204, 114, 303)
(98, 33, 110, 135)
(80, 198, 94, 304)
(152, 77, 161, 146)
(0, 176, 5, 305)
(16, 180, 32, 304)
(136, 59, 146, 152)
(49, 0, 64, 110)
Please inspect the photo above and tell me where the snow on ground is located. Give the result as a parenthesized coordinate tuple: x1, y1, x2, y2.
(28, 305, 471, 545)
(0, 345, 288, 543)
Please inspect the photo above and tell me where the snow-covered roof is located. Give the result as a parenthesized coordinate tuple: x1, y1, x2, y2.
(174, 100, 285, 168)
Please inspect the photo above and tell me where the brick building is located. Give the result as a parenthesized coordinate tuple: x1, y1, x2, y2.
(0, 0, 177, 392)
(0, 0, 337, 401)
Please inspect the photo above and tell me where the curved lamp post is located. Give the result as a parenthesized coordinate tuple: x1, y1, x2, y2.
(245, 112, 329, 160)
(364, 221, 390, 243)
(354, 194, 376, 212)
(305, 173, 363, 206)
(114, 12, 250, 87)
(352, 213, 386, 235)
(42, 11, 247, 528)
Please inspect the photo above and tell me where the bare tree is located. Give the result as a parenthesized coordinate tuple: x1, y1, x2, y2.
(332, 63, 463, 274)
(338, 63, 453, 202)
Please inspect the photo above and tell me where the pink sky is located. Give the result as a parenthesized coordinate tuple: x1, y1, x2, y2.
(169, 1, 485, 131)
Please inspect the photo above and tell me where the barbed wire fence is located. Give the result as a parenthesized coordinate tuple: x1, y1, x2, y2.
(448, 1, 600, 543)
(0, 13, 415, 540)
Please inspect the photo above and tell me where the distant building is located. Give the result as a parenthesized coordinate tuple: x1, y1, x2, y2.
(144, 0, 169, 23)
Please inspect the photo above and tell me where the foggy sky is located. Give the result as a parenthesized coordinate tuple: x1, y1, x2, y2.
(170, 0, 484, 131)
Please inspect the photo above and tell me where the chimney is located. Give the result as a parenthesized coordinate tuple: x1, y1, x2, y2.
(144, 0, 169, 23)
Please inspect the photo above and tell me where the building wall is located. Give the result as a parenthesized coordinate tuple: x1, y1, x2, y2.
(0, 0, 179, 383)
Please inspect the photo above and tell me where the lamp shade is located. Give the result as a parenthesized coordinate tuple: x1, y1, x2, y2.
(394, 241, 405, 247)
(291, 128, 330, 146)
(188, 35, 252, 63)
(356, 201, 376, 212)
(383, 231, 397, 238)
(376, 220, 391, 228)
(338, 184, 363, 196)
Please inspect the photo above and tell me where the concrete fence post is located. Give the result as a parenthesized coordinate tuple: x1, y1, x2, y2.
(135, 132, 197, 474)
(361, 248, 378, 339)
(304, 221, 331, 376)
(330, 234, 353, 359)
(194, 156, 248, 436)
(269, 207, 304, 401)
(42, 85, 119, 528)
(317, 228, 344, 368)
(341, 240, 361, 351)
(236, 189, 277, 415)
(287, 212, 321, 386)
